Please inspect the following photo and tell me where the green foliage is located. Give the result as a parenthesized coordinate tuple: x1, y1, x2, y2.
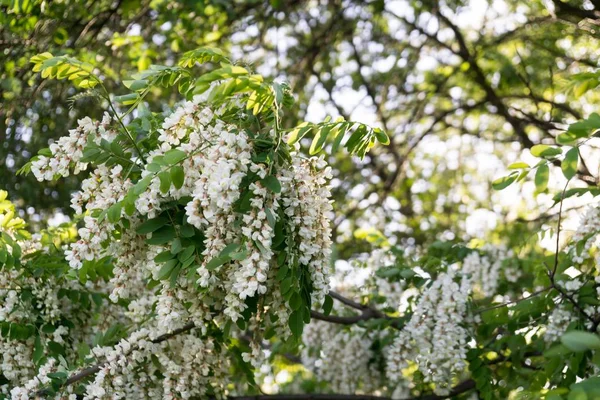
(30, 53, 100, 89)
(288, 118, 389, 158)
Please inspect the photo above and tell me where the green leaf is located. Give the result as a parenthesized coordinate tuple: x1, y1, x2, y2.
(180, 224, 195, 238)
(146, 225, 177, 245)
(158, 170, 171, 193)
(221, 243, 241, 257)
(178, 245, 195, 262)
(531, 144, 562, 158)
(261, 176, 281, 193)
(33, 335, 44, 364)
(178, 47, 230, 68)
(565, 113, 600, 140)
(123, 79, 149, 91)
(171, 165, 185, 189)
(132, 175, 153, 195)
(288, 310, 304, 338)
(309, 125, 330, 155)
(287, 122, 312, 145)
(281, 277, 293, 294)
(206, 256, 230, 271)
(562, 147, 579, 180)
(561, 331, 600, 352)
(114, 93, 139, 105)
(230, 248, 248, 261)
(543, 344, 572, 358)
(535, 164, 550, 192)
(107, 202, 122, 223)
(346, 124, 367, 153)
(154, 250, 175, 263)
(492, 173, 517, 190)
(136, 217, 168, 235)
(163, 149, 187, 165)
(508, 162, 529, 170)
(47, 372, 68, 381)
(170, 238, 183, 254)
(373, 127, 390, 145)
(289, 292, 302, 310)
(147, 163, 161, 173)
(330, 125, 345, 154)
(157, 259, 178, 280)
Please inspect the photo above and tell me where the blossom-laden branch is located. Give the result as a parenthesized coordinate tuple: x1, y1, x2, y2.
(49, 290, 398, 392)
(47, 288, 481, 399)
(37, 322, 196, 396)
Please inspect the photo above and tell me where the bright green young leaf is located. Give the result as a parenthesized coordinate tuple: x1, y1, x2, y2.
(508, 162, 529, 170)
(492, 174, 517, 190)
(561, 147, 579, 180)
(531, 144, 562, 158)
(535, 164, 549, 192)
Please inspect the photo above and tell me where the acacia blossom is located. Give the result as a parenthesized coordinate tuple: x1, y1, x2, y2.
(387, 269, 472, 396)
(31, 113, 116, 181)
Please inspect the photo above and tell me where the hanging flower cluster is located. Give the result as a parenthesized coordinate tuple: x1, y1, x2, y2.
(302, 319, 386, 394)
(387, 269, 472, 396)
(462, 245, 518, 298)
(30, 113, 116, 181)
(82, 328, 229, 400)
(0, 192, 127, 399)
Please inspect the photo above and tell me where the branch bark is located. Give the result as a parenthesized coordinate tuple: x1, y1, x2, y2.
(436, 9, 598, 186)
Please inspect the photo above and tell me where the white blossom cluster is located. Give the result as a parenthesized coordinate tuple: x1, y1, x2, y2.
(0, 234, 125, 398)
(570, 205, 600, 265)
(345, 248, 406, 308)
(30, 113, 116, 181)
(9, 359, 77, 400)
(545, 304, 575, 343)
(83, 329, 228, 399)
(65, 164, 133, 273)
(387, 269, 472, 396)
(141, 97, 332, 324)
(462, 245, 516, 298)
(298, 252, 408, 397)
(279, 156, 333, 307)
(302, 319, 385, 393)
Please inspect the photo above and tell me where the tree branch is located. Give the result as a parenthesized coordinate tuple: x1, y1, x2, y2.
(322, 291, 404, 330)
(37, 322, 196, 395)
(436, 9, 597, 186)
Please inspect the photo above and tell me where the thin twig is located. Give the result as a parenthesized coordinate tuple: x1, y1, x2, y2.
(474, 286, 552, 315)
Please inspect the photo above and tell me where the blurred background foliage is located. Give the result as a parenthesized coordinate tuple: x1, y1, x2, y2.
(2, 0, 600, 249)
